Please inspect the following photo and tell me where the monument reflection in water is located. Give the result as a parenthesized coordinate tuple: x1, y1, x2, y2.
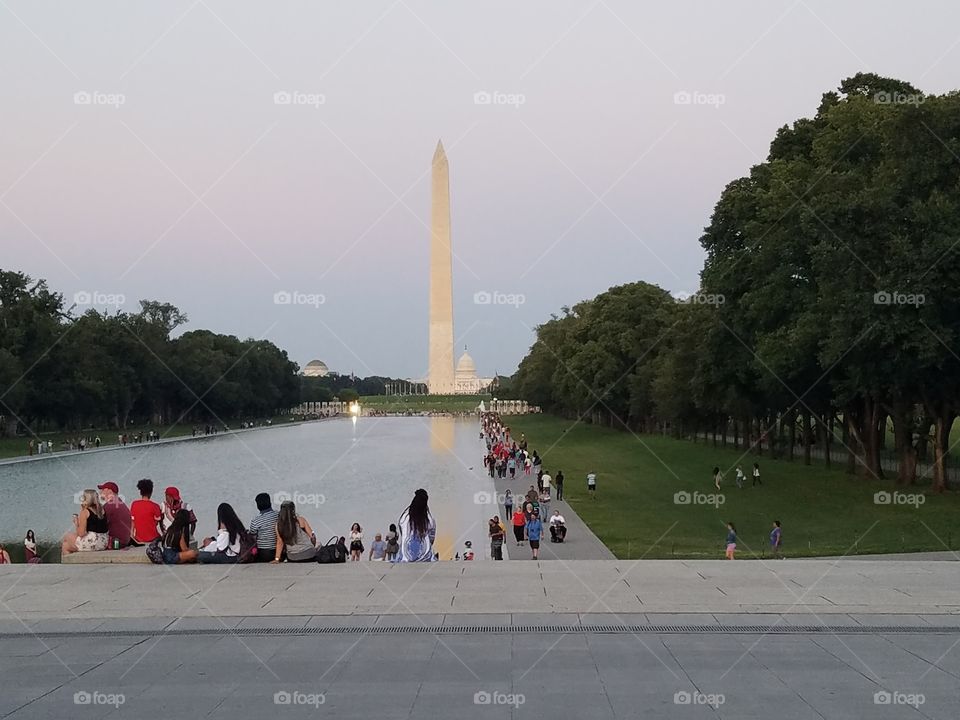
(0, 417, 497, 560)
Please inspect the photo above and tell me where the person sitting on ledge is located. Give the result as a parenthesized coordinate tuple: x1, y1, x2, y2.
(249, 493, 279, 563)
(98, 482, 131, 548)
(198, 503, 245, 564)
(162, 509, 198, 564)
(62, 489, 110, 556)
(130, 479, 162, 546)
(272, 501, 318, 563)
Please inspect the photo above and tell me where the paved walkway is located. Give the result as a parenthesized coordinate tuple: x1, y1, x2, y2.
(2, 559, 958, 622)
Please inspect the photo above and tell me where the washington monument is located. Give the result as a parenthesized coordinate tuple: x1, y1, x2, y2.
(427, 140, 455, 394)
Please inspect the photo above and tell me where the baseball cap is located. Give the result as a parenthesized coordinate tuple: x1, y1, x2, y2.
(97, 482, 119, 493)
(164, 486, 181, 500)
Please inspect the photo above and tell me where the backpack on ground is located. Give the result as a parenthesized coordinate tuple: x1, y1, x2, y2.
(145, 538, 164, 564)
(316, 536, 347, 564)
(238, 531, 259, 563)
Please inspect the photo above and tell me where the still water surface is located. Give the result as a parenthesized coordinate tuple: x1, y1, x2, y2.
(0, 417, 497, 559)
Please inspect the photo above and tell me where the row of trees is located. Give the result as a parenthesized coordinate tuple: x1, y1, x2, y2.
(513, 74, 960, 492)
(0, 270, 301, 435)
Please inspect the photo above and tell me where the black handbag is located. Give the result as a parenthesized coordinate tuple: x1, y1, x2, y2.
(316, 536, 347, 564)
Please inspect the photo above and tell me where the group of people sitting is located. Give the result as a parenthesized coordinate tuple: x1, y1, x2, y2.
(61, 480, 440, 564)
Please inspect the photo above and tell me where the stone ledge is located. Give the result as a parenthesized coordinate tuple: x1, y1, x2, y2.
(62, 548, 151, 564)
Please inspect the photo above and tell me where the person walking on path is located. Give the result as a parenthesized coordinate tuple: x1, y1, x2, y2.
(526, 509, 543, 560)
(713, 467, 723, 492)
(752, 463, 762, 487)
(725, 522, 737, 560)
(587, 472, 597, 498)
(503, 489, 513, 523)
(489, 516, 505, 560)
(512, 508, 526, 546)
(384, 524, 400, 562)
(555, 470, 564, 501)
(538, 488, 551, 526)
(770, 520, 782, 559)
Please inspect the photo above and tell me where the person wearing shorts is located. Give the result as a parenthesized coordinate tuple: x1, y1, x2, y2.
(526, 509, 543, 560)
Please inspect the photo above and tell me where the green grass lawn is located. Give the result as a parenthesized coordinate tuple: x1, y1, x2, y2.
(360, 395, 486, 413)
(0, 415, 301, 460)
(507, 415, 960, 559)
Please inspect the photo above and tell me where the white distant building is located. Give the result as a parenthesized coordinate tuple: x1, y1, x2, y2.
(303, 359, 330, 377)
(454, 349, 493, 394)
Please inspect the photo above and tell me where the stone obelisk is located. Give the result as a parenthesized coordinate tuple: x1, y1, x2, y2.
(428, 140, 455, 394)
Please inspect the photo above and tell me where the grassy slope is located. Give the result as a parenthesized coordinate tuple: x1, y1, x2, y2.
(507, 415, 959, 559)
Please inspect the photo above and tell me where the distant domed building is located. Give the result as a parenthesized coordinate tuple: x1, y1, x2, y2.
(454, 348, 493, 394)
(303, 359, 329, 377)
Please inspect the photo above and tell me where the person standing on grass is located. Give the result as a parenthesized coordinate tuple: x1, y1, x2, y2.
(735, 465, 745, 489)
(725, 522, 737, 560)
(526, 509, 543, 560)
(713, 466, 723, 491)
(555, 470, 564, 500)
(770, 520, 782, 559)
(752, 463, 762, 487)
(587, 472, 597, 498)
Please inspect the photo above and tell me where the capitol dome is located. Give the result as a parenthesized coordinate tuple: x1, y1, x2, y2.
(303, 359, 329, 377)
(455, 351, 476, 377)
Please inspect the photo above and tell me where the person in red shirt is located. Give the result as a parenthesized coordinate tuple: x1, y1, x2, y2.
(512, 509, 527, 546)
(130, 478, 162, 545)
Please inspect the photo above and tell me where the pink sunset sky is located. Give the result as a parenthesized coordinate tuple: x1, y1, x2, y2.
(2, 1, 958, 378)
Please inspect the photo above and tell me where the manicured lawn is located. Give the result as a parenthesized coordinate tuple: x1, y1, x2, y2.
(361, 395, 486, 413)
(507, 415, 960, 559)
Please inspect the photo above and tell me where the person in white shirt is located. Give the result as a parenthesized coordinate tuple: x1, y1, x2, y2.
(541, 472, 552, 493)
(198, 502, 245, 564)
(549, 510, 567, 543)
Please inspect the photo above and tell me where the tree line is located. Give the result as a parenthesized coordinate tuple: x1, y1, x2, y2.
(512, 74, 960, 492)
